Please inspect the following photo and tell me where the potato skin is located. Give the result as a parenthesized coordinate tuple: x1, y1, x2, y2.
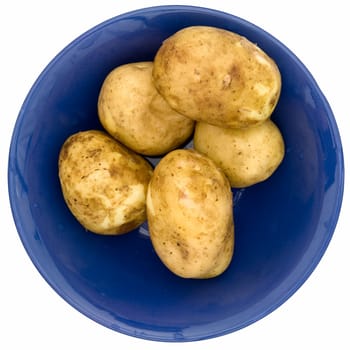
(58, 130, 153, 235)
(194, 120, 285, 188)
(153, 26, 281, 128)
(147, 149, 234, 279)
(98, 61, 194, 156)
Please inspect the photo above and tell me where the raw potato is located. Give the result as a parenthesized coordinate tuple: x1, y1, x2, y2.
(98, 61, 194, 156)
(153, 26, 281, 129)
(58, 130, 153, 235)
(147, 149, 234, 279)
(194, 119, 285, 188)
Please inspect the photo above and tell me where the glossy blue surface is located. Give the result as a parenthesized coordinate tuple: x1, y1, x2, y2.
(8, 5, 344, 342)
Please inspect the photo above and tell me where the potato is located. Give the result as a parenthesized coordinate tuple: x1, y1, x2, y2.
(98, 61, 194, 156)
(194, 119, 285, 188)
(147, 149, 234, 279)
(153, 26, 281, 129)
(58, 130, 153, 235)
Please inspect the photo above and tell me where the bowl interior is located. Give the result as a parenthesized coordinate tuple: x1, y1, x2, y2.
(8, 5, 344, 342)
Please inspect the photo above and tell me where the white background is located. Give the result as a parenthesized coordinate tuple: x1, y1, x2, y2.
(1, 1, 349, 349)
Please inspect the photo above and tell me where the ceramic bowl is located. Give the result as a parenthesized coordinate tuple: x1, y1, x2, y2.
(8, 5, 344, 342)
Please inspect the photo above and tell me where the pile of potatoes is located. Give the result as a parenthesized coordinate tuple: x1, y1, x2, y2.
(58, 26, 285, 279)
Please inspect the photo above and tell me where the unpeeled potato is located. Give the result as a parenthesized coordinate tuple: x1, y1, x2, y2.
(98, 62, 194, 156)
(153, 26, 281, 129)
(194, 119, 285, 188)
(58, 130, 153, 235)
(147, 149, 234, 279)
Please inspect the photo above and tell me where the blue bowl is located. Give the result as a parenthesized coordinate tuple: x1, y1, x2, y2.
(8, 5, 344, 342)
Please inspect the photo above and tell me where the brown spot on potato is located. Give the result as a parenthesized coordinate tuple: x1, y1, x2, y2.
(177, 241, 189, 260)
(269, 92, 279, 108)
(108, 164, 119, 178)
(87, 148, 102, 158)
(222, 64, 241, 90)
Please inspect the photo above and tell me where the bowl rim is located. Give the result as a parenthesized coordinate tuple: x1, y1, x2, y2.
(7, 4, 345, 342)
